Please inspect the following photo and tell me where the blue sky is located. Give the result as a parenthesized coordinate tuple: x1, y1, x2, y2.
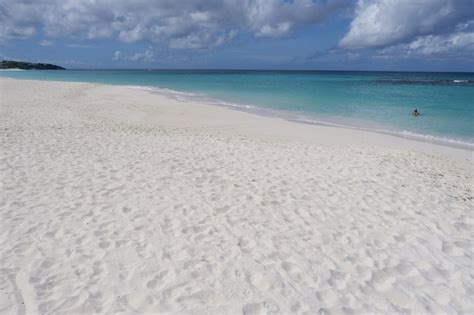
(1, 0, 473, 71)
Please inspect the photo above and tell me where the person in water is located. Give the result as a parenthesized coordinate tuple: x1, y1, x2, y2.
(412, 108, 420, 116)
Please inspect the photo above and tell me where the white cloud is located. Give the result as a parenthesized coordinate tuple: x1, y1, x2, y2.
(38, 40, 53, 46)
(380, 31, 474, 57)
(169, 30, 238, 50)
(257, 22, 292, 38)
(112, 51, 123, 60)
(246, 0, 345, 38)
(113, 48, 155, 62)
(337, 0, 474, 60)
(119, 25, 146, 43)
(339, 0, 474, 49)
(406, 32, 474, 55)
(0, 0, 346, 49)
(66, 43, 92, 48)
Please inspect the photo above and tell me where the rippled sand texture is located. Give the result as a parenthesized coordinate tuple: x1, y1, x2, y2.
(1, 79, 473, 314)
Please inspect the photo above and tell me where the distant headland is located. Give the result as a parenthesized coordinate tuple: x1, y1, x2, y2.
(0, 60, 65, 70)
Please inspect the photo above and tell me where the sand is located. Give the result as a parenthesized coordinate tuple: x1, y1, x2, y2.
(1, 78, 473, 314)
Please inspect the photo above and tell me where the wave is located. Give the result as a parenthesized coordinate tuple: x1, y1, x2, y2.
(126, 85, 257, 110)
(126, 84, 474, 151)
(294, 117, 474, 150)
(126, 85, 199, 98)
(376, 78, 474, 86)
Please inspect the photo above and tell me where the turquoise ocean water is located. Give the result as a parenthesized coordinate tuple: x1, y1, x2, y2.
(1, 70, 473, 149)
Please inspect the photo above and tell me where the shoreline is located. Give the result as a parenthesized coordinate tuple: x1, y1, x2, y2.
(1, 77, 473, 159)
(127, 85, 474, 152)
(83, 80, 474, 160)
(0, 68, 25, 71)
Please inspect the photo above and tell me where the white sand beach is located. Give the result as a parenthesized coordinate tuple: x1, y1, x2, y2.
(1, 78, 473, 314)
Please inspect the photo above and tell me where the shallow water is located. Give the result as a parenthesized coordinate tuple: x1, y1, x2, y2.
(2, 69, 473, 148)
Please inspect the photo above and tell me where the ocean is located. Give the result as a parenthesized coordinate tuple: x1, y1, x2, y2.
(1, 69, 473, 149)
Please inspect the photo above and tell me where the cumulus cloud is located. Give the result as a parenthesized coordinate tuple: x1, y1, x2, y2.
(408, 32, 474, 55)
(379, 31, 474, 57)
(0, 0, 346, 49)
(339, 0, 474, 48)
(338, 0, 474, 59)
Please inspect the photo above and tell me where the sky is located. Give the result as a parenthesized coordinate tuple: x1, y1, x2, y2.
(1, 0, 473, 71)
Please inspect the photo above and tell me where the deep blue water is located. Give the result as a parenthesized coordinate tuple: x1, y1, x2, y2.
(1, 69, 473, 148)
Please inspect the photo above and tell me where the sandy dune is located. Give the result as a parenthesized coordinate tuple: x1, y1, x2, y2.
(1, 79, 473, 314)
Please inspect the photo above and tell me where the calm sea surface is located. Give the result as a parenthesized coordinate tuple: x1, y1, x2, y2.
(2, 70, 473, 148)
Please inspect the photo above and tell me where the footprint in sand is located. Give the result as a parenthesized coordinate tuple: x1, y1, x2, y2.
(281, 261, 310, 287)
(248, 272, 271, 291)
(238, 237, 256, 254)
(327, 270, 348, 290)
(370, 269, 396, 292)
(243, 301, 279, 315)
(316, 289, 339, 308)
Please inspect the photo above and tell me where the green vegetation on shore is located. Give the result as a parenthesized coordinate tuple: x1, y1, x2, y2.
(1, 60, 65, 70)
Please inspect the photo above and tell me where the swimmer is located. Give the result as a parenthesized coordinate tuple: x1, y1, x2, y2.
(412, 108, 420, 116)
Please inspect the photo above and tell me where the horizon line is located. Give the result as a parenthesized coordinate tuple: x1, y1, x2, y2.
(64, 68, 474, 74)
